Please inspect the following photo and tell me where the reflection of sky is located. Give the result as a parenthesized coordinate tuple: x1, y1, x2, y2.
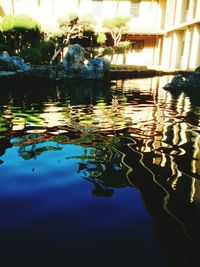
(0, 143, 86, 194)
(0, 138, 168, 267)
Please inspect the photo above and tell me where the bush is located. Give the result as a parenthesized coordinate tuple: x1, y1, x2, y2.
(102, 46, 114, 57)
(110, 64, 147, 70)
(114, 41, 132, 54)
(19, 47, 42, 65)
(96, 32, 107, 46)
(0, 15, 43, 57)
(19, 41, 55, 65)
(0, 33, 10, 53)
(1, 15, 41, 32)
(0, 15, 55, 65)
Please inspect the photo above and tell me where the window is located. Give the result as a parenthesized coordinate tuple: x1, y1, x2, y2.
(130, 0, 141, 17)
(132, 40, 144, 52)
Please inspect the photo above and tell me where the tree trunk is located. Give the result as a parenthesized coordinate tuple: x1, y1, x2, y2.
(123, 48, 126, 64)
(50, 48, 62, 64)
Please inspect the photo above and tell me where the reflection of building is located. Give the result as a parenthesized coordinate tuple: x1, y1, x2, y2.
(0, 0, 200, 70)
(116, 77, 200, 206)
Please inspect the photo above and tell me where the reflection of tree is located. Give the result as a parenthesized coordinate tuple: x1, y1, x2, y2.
(13, 134, 62, 160)
(66, 133, 130, 196)
(18, 143, 62, 160)
(79, 148, 128, 196)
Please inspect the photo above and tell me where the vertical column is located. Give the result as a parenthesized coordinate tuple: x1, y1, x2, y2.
(0, 0, 14, 15)
(181, 27, 192, 70)
(164, 0, 176, 30)
(153, 36, 160, 66)
(174, 0, 183, 25)
(180, 0, 188, 23)
(196, 0, 200, 18)
(192, 0, 197, 18)
(161, 33, 173, 69)
(170, 32, 179, 69)
(188, 0, 195, 20)
(189, 25, 200, 69)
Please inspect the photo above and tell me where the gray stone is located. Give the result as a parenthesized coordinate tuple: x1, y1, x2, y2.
(163, 67, 200, 91)
(56, 44, 110, 80)
(62, 44, 85, 69)
(183, 70, 200, 90)
(195, 66, 200, 73)
(163, 74, 184, 90)
(0, 51, 31, 71)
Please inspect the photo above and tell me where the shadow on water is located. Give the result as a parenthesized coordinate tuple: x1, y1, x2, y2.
(0, 77, 200, 266)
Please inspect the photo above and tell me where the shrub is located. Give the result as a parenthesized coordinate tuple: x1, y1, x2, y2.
(19, 47, 42, 65)
(1, 15, 41, 32)
(19, 41, 55, 65)
(114, 41, 132, 54)
(102, 46, 114, 57)
(96, 33, 107, 46)
(0, 15, 43, 57)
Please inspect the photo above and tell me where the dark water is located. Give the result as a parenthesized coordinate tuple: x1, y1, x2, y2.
(0, 77, 200, 266)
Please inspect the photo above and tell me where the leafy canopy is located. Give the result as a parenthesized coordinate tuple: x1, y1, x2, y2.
(102, 16, 130, 35)
(1, 15, 41, 32)
(102, 16, 130, 46)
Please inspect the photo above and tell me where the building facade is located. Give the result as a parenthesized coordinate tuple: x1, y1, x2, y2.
(0, 0, 200, 70)
(162, 0, 200, 70)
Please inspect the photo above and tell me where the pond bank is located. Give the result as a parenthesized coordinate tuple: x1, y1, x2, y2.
(0, 66, 193, 85)
(109, 69, 192, 80)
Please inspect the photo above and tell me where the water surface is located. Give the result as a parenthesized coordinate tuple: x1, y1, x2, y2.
(0, 77, 200, 266)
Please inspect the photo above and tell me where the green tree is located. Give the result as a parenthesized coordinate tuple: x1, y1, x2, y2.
(96, 32, 107, 46)
(50, 13, 96, 64)
(0, 15, 42, 54)
(102, 16, 130, 46)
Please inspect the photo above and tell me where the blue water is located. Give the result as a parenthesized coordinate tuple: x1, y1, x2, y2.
(0, 77, 200, 266)
(0, 140, 167, 266)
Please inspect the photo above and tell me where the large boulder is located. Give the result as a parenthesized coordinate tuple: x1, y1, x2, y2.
(163, 67, 200, 91)
(0, 51, 31, 71)
(57, 44, 109, 80)
(183, 67, 200, 90)
(0, 51, 56, 83)
(163, 74, 184, 90)
(62, 44, 85, 69)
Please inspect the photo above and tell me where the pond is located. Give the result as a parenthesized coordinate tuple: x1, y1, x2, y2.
(0, 76, 200, 266)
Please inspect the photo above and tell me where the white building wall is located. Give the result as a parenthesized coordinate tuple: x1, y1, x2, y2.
(181, 27, 193, 69)
(196, 0, 200, 18)
(170, 32, 179, 69)
(0, 0, 13, 14)
(174, 0, 183, 25)
(161, 34, 173, 69)
(189, 24, 200, 69)
(162, 0, 200, 70)
(164, 0, 176, 29)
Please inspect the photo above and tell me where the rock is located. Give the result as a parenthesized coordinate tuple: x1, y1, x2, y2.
(62, 44, 85, 68)
(163, 74, 184, 90)
(183, 69, 200, 90)
(195, 66, 200, 72)
(57, 44, 109, 80)
(0, 51, 31, 71)
(163, 66, 200, 92)
(0, 51, 56, 83)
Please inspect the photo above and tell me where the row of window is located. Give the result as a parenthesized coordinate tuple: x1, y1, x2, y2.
(91, 0, 141, 17)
